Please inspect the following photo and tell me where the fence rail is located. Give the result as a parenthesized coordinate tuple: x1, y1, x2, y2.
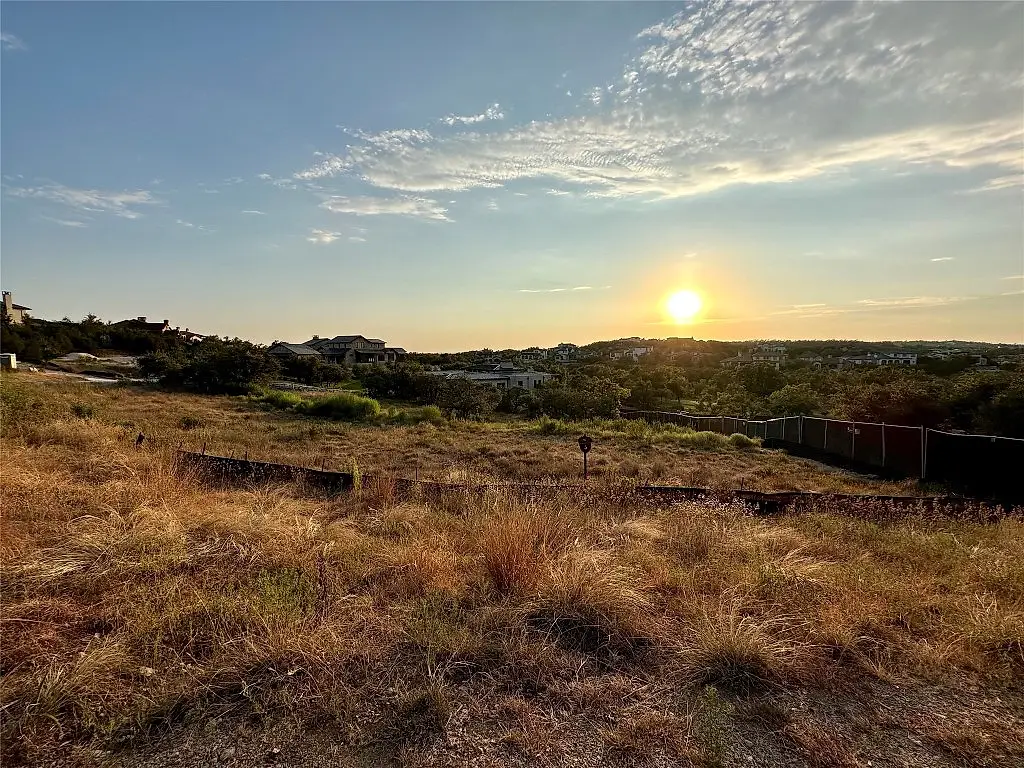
(174, 450, 1009, 519)
(620, 410, 1024, 504)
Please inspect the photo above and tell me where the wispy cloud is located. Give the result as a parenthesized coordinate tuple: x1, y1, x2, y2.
(1, 32, 27, 52)
(176, 219, 213, 232)
(1001, 275, 1024, 280)
(294, 3, 1022, 202)
(348, 236, 366, 243)
(5, 182, 158, 219)
(486, 199, 499, 211)
(41, 216, 88, 228)
(856, 296, 967, 308)
(440, 103, 504, 126)
(242, 210, 266, 215)
(519, 285, 610, 294)
(965, 174, 1023, 193)
(307, 229, 341, 244)
(930, 257, 955, 262)
(321, 195, 450, 221)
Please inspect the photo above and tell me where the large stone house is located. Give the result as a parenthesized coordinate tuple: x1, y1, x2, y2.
(299, 335, 407, 365)
(2, 292, 31, 324)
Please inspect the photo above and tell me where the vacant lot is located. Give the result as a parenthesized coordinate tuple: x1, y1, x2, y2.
(2, 374, 1022, 767)
(5, 374, 920, 494)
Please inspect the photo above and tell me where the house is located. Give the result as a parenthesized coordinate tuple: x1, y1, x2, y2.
(304, 334, 407, 365)
(839, 352, 917, 368)
(551, 342, 578, 364)
(751, 345, 787, 369)
(519, 347, 548, 363)
(268, 342, 323, 359)
(431, 368, 554, 390)
(115, 316, 173, 333)
(720, 353, 753, 368)
(609, 346, 653, 361)
(2, 292, 31, 325)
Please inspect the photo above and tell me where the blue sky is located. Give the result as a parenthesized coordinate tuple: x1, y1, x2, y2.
(2, 1, 1022, 350)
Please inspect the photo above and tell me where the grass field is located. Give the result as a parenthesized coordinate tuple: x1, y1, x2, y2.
(2, 373, 1022, 767)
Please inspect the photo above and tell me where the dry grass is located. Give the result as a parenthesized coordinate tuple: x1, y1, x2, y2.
(2, 373, 1023, 766)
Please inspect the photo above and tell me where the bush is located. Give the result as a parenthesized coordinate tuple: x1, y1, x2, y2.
(299, 392, 381, 421)
(252, 388, 305, 411)
(533, 415, 572, 435)
(178, 415, 205, 430)
(70, 402, 95, 419)
(680, 431, 729, 450)
(728, 433, 757, 449)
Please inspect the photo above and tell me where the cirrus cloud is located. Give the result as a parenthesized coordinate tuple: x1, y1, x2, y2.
(294, 1, 1023, 202)
(320, 195, 450, 221)
(5, 182, 159, 219)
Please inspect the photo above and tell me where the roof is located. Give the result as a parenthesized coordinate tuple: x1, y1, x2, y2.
(11, 303, 30, 310)
(365, 338, 385, 344)
(269, 343, 321, 356)
(385, 347, 408, 354)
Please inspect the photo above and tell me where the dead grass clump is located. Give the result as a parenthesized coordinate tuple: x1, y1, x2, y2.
(529, 550, 651, 661)
(663, 503, 740, 562)
(676, 604, 804, 692)
(475, 503, 581, 595)
(600, 707, 695, 761)
(783, 717, 862, 768)
(917, 716, 1024, 768)
(373, 541, 463, 600)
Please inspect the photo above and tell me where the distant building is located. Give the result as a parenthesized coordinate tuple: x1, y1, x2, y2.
(609, 346, 653, 361)
(551, 342, 578, 364)
(839, 352, 917, 368)
(720, 344, 787, 370)
(268, 342, 323, 359)
(519, 347, 548, 363)
(431, 367, 554, 390)
(115, 316, 172, 333)
(304, 334, 407, 365)
(2, 292, 31, 325)
(1, 353, 17, 370)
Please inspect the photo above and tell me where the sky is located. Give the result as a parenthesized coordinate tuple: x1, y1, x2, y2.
(2, 1, 1023, 351)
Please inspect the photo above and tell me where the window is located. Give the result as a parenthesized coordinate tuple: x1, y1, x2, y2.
(518, 380, 524, 387)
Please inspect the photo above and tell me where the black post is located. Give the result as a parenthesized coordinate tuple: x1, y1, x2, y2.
(578, 435, 592, 482)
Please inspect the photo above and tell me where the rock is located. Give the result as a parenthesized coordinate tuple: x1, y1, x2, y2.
(218, 746, 236, 762)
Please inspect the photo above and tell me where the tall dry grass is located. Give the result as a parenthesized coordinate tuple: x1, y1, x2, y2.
(2, 373, 1023, 764)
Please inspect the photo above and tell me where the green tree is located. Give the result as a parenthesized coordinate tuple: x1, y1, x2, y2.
(738, 364, 784, 398)
(767, 383, 822, 416)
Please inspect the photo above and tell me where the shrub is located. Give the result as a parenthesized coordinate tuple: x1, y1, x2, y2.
(533, 415, 572, 435)
(253, 388, 305, 411)
(680, 431, 729, 450)
(70, 402, 95, 419)
(178, 415, 205, 430)
(727, 433, 757, 449)
(299, 392, 381, 421)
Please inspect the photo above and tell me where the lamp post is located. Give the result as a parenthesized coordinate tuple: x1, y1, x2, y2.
(578, 435, 593, 480)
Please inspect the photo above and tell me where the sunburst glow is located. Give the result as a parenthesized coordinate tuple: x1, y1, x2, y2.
(666, 290, 703, 323)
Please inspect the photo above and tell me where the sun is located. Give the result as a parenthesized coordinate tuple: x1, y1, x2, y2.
(666, 290, 703, 323)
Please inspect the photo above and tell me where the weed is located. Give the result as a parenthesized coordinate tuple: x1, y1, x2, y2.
(693, 685, 733, 768)
(178, 415, 205, 430)
(70, 402, 96, 419)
